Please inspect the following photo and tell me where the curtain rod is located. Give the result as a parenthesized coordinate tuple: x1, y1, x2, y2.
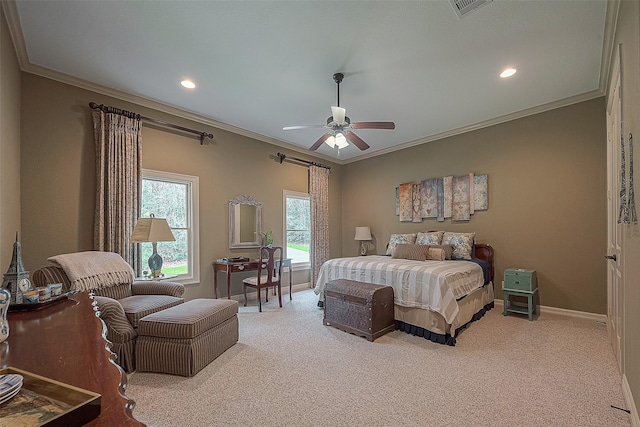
(276, 153, 331, 170)
(89, 102, 214, 145)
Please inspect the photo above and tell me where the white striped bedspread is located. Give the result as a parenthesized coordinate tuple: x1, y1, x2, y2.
(314, 256, 485, 324)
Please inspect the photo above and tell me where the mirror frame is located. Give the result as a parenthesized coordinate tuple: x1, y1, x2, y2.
(229, 194, 262, 249)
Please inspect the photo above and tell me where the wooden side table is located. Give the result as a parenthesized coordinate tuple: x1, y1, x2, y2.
(503, 288, 539, 321)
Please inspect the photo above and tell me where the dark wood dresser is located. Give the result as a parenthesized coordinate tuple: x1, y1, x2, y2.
(0, 292, 144, 426)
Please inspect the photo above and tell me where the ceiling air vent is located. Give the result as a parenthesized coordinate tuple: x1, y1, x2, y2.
(450, 0, 493, 18)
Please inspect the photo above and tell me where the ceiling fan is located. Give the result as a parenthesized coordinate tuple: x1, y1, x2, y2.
(283, 73, 395, 152)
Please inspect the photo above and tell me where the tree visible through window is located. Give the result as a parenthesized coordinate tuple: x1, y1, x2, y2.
(284, 191, 311, 264)
(140, 170, 199, 283)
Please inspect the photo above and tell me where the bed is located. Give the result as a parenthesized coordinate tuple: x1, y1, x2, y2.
(314, 243, 495, 345)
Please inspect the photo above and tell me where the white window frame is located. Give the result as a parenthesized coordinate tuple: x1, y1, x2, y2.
(141, 169, 200, 285)
(283, 190, 311, 270)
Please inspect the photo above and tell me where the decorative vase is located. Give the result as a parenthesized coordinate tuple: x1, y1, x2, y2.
(0, 288, 10, 343)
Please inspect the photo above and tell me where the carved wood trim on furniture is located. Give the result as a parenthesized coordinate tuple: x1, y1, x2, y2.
(1, 292, 144, 426)
(473, 243, 494, 283)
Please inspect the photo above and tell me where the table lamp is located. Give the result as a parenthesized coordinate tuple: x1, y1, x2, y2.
(354, 226, 372, 256)
(131, 214, 176, 278)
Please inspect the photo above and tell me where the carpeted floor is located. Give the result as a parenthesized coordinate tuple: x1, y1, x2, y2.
(126, 289, 631, 427)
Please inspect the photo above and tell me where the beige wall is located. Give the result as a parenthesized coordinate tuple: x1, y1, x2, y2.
(611, 0, 640, 417)
(18, 74, 608, 312)
(0, 5, 21, 270)
(19, 73, 343, 300)
(342, 98, 607, 314)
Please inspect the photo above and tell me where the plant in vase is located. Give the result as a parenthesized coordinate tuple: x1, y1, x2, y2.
(264, 230, 273, 246)
(259, 230, 274, 247)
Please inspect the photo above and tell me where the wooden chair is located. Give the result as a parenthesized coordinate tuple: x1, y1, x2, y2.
(242, 246, 283, 312)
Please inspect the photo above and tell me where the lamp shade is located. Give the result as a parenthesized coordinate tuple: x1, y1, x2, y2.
(130, 216, 176, 243)
(354, 226, 372, 241)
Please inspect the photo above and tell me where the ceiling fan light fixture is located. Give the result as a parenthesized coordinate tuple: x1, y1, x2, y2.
(335, 133, 348, 149)
(325, 135, 336, 148)
(331, 106, 346, 124)
(283, 73, 394, 153)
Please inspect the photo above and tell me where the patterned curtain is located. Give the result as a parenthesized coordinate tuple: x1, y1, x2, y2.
(309, 165, 330, 288)
(92, 110, 142, 268)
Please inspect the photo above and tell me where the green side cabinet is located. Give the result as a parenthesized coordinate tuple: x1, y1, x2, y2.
(503, 268, 538, 321)
(503, 268, 537, 292)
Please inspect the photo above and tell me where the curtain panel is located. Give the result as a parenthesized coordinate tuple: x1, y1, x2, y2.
(309, 165, 330, 288)
(92, 110, 142, 268)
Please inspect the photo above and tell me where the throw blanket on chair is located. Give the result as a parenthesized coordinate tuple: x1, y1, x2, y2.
(48, 251, 134, 292)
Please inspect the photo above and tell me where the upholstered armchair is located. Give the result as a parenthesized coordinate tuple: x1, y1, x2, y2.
(32, 251, 185, 373)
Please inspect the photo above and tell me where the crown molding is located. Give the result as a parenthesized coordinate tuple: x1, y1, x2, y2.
(2, 0, 609, 167)
(599, 0, 620, 94)
(3, 0, 340, 165)
(20, 60, 345, 164)
(2, 1, 28, 70)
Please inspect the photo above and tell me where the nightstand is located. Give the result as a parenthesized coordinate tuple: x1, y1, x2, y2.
(503, 268, 538, 321)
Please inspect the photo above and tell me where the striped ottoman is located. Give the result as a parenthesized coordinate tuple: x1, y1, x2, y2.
(135, 298, 239, 376)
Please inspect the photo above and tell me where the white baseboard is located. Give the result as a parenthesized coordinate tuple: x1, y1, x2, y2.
(230, 282, 311, 302)
(623, 374, 640, 426)
(493, 299, 607, 323)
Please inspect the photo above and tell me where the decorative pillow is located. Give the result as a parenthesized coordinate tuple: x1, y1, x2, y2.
(392, 244, 429, 261)
(428, 244, 453, 260)
(441, 232, 476, 260)
(386, 233, 417, 255)
(426, 247, 446, 261)
(415, 231, 444, 245)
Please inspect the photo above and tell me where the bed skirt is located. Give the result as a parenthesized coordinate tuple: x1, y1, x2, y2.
(394, 282, 495, 346)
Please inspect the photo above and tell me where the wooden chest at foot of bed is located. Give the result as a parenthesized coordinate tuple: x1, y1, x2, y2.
(323, 279, 395, 341)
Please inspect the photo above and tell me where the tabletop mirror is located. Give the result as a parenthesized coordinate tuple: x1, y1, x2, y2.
(229, 195, 262, 249)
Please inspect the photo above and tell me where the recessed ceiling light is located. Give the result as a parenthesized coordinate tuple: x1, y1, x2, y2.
(181, 79, 196, 89)
(500, 68, 517, 78)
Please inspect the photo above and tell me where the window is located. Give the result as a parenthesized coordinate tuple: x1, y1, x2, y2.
(141, 169, 199, 284)
(283, 190, 311, 266)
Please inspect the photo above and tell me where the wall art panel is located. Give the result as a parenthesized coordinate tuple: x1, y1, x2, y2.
(420, 179, 438, 218)
(436, 178, 445, 222)
(399, 183, 413, 222)
(473, 174, 488, 210)
(452, 175, 471, 221)
(413, 183, 423, 222)
(443, 176, 453, 218)
(469, 173, 475, 214)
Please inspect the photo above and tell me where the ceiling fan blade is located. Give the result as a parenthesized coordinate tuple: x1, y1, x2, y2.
(351, 121, 396, 130)
(309, 132, 332, 151)
(345, 131, 370, 151)
(283, 125, 325, 131)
